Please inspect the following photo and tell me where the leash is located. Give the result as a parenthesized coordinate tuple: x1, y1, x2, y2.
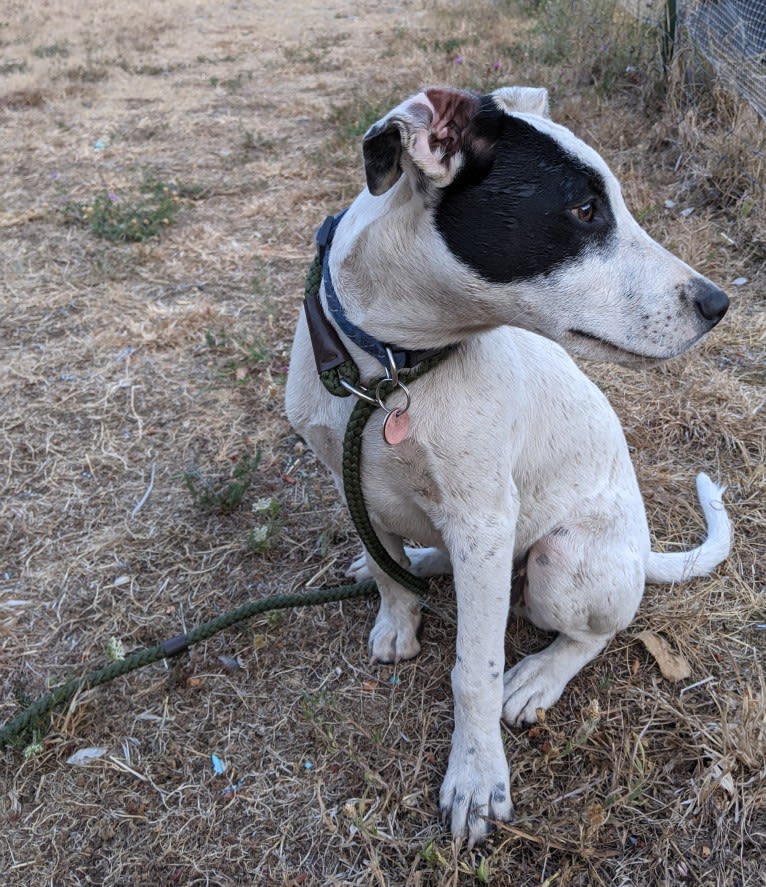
(0, 581, 377, 750)
(0, 213, 452, 752)
(305, 211, 454, 593)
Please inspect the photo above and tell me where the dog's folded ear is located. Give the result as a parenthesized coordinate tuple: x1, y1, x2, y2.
(362, 87, 482, 196)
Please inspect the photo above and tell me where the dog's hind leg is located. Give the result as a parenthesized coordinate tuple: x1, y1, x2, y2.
(364, 525, 424, 663)
(347, 546, 452, 581)
(502, 528, 645, 726)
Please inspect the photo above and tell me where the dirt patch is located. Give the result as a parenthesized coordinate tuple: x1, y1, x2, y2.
(1, 1, 764, 885)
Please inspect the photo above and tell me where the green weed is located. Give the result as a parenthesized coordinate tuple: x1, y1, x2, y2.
(222, 72, 246, 92)
(515, 0, 661, 96)
(240, 128, 276, 154)
(209, 70, 252, 91)
(23, 734, 45, 759)
(63, 174, 194, 242)
(129, 62, 183, 76)
(0, 60, 27, 75)
(282, 45, 324, 67)
(283, 33, 348, 70)
(196, 54, 237, 64)
(33, 42, 69, 58)
(204, 327, 271, 382)
(419, 840, 448, 868)
(184, 450, 262, 515)
(247, 497, 283, 553)
(65, 65, 108, 83)
(433, 37, 464, 54)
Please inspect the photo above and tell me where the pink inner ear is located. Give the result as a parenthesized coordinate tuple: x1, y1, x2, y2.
(396, 87, 478, 185)
(425, 87, 477, 157)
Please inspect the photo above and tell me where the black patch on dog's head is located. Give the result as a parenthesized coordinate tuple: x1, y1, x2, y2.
(435, 111, 616, 283)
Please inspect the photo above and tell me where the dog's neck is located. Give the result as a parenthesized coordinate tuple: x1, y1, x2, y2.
(325, 183, 526, 353)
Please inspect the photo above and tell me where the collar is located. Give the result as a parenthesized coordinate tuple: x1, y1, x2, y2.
(312, 211, 446, 373)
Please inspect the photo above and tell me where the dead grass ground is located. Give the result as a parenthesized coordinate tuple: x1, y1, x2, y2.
(1, 0, 764, 884)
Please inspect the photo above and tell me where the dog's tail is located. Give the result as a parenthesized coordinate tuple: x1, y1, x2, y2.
(645, 473, 732, 585)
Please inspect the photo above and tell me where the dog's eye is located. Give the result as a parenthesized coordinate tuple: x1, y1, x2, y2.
(571, 202, 595, 223)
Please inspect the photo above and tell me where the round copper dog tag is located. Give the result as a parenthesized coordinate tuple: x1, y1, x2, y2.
(383, 409, 409, 445)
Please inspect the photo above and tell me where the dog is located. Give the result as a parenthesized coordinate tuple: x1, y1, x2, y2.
(285, 86, 732, 846)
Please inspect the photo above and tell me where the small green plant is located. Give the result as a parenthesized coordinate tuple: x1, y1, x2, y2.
(248, 496, 283, 553)
(184, 450, 262, 515)
(432, 37, 465, 54)
(34, 42, 69, 58)
(23, 735, 45, 760)
(175, 181, 207, 200)
(204, 327, 271, 381)
(420, 840, 449, 868)
(106, 637, 126, 661)
(222, 72, 245, 92)
(0, 60, 27, 75)
(240, 128, 276, 154)
(548, 699, 602, 760)
(63, 174, 192, 242)
(130, 63, 177, 76)
(196, 54, 237, 64)
(510, 0, 660, 97)
(282, 44, 325, 68)
(457, 855, 492, 883)
(65, 65, 108, 83)
(300, 688, 338, 749)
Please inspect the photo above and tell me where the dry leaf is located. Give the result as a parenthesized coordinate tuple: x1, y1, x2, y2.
(66, 747, 108, 766)
(636, 630, 691, 682)
(253, 633, 269, 652)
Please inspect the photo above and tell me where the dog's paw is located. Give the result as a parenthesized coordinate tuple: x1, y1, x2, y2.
(439, 739, 513, 847)
(348, 546, 451, 582)
(368, 600, 421, 663)
(502, 655, 565, 726)
(346, 551, 371, 581)
(406, 546, 452, 577)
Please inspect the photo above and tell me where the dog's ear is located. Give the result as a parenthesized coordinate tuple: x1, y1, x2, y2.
(491, 86, 550, 119)
(362, 87, 480, 196)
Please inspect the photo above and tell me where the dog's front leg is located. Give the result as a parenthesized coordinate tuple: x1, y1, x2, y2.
(439, 509, 516, 846)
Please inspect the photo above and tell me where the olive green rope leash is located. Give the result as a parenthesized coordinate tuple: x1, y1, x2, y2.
(0, 341, 446, 752)
(307, 241, 452, 594)
(0, 237, 452, 752)
(0, 581, 377, 750)
(341, 365, 451, 596)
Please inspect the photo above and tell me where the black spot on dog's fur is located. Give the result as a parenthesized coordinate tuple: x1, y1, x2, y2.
(436, 106, 615, 283)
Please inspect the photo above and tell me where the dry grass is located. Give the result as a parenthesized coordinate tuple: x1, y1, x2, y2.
(1, 1, 764, 884)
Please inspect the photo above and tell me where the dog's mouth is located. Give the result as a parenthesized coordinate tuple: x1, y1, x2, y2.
(564, 329, 668, 365)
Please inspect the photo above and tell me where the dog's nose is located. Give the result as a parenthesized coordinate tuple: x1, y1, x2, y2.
(693, 280, 729, 326)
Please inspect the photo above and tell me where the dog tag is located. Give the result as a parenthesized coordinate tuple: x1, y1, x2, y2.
(383, 409, 409, 445)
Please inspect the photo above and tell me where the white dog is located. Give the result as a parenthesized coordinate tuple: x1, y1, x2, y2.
(285, 86, 731, 846)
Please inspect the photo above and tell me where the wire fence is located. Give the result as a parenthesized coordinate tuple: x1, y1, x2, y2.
(681, 0, 766, 119)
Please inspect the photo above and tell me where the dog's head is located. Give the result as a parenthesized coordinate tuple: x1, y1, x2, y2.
(361, 86, 728, 364)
